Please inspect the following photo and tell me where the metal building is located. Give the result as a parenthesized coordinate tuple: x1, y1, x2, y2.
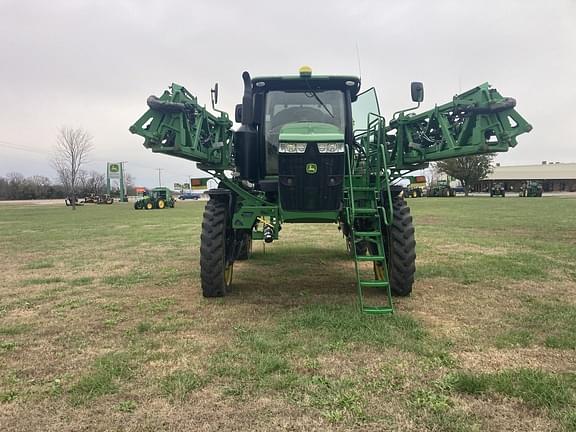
(477, 162, 576, 192)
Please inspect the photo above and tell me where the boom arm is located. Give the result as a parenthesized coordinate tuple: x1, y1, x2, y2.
(383, 83, 532, 170)
(129, 84, 233, 171)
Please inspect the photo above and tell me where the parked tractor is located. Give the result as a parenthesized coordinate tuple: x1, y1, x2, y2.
(519, 181, 543, 197)
(490, 182, 506, 197)
(130, 67, 531, 314)
(403, 176, 427, 198)
(134, 187, 175, 210)
(427, 180, 456, 197)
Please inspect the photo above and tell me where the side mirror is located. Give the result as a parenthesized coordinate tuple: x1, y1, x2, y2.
(411, 82, 424, 103)
(235, 104, 243, 123)
(211, 83, 219, 107)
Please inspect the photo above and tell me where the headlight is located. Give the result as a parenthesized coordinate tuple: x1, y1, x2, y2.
(317, 142, 345, 153)
(279, 142, 307, 153)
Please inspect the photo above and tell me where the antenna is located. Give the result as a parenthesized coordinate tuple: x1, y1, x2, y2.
(355, 42, 362, 81)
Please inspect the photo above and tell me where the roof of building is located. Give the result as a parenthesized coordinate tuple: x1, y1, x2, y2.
(485, 163, 576, 180)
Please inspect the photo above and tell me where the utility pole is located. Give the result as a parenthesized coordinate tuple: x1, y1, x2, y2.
(120, 161, 128, 202)
(156, 168, 163, 187)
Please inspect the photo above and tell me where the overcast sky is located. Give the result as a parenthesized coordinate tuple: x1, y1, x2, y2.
(1, 0, 575, 187)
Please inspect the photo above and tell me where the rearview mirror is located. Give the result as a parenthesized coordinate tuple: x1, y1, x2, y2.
(211, 83, 219, 106)
(235, 104, 242, 123)
(411, 82, 424, 103)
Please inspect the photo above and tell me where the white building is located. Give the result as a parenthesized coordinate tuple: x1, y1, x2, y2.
(477, 162, 576, 192)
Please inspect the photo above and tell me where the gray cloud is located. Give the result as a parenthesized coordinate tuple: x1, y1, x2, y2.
(1, 0, 574, 186)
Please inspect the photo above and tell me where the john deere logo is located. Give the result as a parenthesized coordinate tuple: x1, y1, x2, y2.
(306, 163, 317, 174)
(109, 164, 120, 172)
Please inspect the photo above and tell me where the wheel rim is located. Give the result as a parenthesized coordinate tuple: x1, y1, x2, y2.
(146, 202, 153, 209)
(158, 200, 165, 209)
(224, 262, 233, 286)
(373, 262, 385, 280)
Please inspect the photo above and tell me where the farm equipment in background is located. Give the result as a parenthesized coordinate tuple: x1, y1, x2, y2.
(490, 182, 506, 197)
(403, 175, 427, 198)
(427, 179, 456, 197)
(519, 181, 543, 197)
(130, 66, 531, 314)
(179, 192, 202, 200)
(83, 194, 114, 204)
(134, 187, 175, 210)
(64, 197, 83, 206)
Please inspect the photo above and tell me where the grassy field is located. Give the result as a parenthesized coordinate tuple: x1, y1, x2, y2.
(0, 197, 575, 431)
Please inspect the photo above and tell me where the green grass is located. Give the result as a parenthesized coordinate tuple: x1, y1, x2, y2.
(160, 370, 203, 401)
(69, 276, 94, 287)
(22, 260, 54, 270)
(68, 351, 136, 405)
(0, 323, 32, 335)
(103, 271, 152, 288)
(21, 277, 64, 286)
(496, 297, 576, 349)
(0, 198, 575, 430)
(450, 368, 576, 429)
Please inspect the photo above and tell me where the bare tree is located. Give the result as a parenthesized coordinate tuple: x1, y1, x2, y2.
(52, 127, 93, 209)
(79, 170, 106, 196)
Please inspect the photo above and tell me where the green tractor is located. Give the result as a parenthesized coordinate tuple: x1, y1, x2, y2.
(130, 66, 531, 314)
(428, 179, 456, 197)
(134, 187, 175, 210)
(519, 181, 543, 197)
(490, 182, 506, 197)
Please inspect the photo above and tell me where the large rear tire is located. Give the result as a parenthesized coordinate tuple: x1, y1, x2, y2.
(374, 196, 416, 296)
(200, 198, 234, 297)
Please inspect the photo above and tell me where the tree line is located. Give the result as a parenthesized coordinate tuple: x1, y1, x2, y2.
(2, 127, 138, 202)
(0, 170, 108, 200)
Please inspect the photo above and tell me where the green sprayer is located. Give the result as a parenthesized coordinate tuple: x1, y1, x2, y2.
(130, 67, 532, 314)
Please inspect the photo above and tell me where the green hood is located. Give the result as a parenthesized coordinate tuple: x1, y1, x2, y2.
(279, 122, 344, 142)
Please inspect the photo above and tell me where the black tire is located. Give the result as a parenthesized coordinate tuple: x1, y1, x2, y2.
(236, 231, 253, 260)
(200, 198, 233, 297)
(373, 196, 416, 296)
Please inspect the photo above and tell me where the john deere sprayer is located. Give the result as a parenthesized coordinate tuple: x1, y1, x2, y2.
(130, 67, 532, 314)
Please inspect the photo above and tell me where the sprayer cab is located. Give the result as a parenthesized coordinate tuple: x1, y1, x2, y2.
(233, 68, 361, 212)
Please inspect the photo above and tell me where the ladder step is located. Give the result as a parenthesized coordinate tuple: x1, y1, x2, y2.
(359, 280, 389, 288)
(354, 231, 381, 237)
(362, 306, 394, 315)
(357, 255, 385, 261)
(353, 208, 377, 215)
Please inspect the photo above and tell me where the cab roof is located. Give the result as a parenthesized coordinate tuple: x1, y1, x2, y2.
(251, 75, 362, 100)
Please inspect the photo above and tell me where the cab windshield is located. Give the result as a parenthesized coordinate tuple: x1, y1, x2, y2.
(264, 90, 346, 174)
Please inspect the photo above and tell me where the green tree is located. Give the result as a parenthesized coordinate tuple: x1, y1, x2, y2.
(435, 154, 494, 196)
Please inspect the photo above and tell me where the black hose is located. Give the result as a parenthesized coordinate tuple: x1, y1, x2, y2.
(466, 97, 516, 114)
(147, 95, 189, 113)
